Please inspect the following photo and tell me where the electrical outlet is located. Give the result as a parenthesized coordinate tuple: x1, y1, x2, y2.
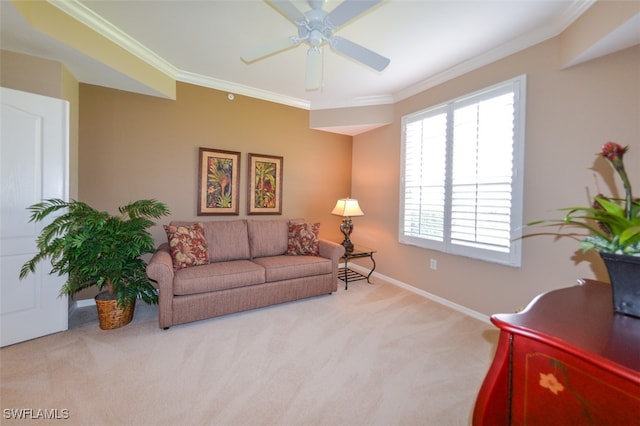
(430, 259, 437, 270)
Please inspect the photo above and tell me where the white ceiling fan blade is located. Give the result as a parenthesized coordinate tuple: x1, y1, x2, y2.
(305, 48, 322, 90)
(326, 0, 382, 28)
(331, 36, 390, 71)
(267, 0, 306, 24)
(241, 37, 298, 63)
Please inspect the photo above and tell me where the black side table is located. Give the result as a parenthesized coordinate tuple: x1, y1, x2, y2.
(337, 245, 376, 290)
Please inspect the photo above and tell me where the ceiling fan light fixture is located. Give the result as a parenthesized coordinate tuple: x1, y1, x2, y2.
(308, 29, 323, 47)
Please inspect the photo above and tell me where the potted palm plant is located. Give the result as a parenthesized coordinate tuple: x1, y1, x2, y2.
(528, 142, 639, 317)
(19, 199, 170, 329)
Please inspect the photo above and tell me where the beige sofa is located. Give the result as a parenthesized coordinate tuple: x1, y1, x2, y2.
(146, 219, 345, 329)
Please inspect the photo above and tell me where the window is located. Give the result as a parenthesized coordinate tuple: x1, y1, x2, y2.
(400, 76, 525, 267)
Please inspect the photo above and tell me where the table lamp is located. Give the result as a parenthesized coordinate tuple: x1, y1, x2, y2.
(331, 198, 364, 252)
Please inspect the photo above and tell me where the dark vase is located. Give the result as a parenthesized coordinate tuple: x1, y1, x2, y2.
(599, 252, 640, 318)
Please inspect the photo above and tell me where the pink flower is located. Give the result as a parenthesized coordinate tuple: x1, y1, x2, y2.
(539, 372, 565, 395)
(599, 142, 634, 220)
(599, 142, 628, 162)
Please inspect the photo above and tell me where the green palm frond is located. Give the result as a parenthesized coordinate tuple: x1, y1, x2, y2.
(19, 198, 170, 307)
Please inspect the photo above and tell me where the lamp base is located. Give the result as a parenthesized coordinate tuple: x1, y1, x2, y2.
(341, 239, 354, 253)
(339, 218, 355, 253)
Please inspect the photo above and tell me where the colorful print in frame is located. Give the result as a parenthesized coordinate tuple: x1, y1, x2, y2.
(248, 153, 283, 215)
(198, 147, 240, 215)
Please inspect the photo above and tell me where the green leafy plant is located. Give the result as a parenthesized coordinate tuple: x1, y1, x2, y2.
(19, 199, 170, 307)
(528, 142, 640, 255)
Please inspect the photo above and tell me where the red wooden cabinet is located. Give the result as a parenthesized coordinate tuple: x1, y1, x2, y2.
(473, 280, 640, 425)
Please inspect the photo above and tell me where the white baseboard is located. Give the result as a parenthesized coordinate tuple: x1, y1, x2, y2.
(344, 263, 491, 324)
(74, 298, 96, 309)
(68, 298, 95, 316)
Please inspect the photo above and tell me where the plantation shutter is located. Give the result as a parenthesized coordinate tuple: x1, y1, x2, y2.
(450, 90, 515, 253)
(402, 108, 448, 245)
(400, 75, 525, 267)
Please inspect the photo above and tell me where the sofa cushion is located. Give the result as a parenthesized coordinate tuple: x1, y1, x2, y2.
(170, 220, 250, 262)
(202, 220, 251, 262)
(173, 260, 265, 295)
(287, 222, 320, 256)
(247, 219, 288, 258)
(164, 223, 209, 271)
(251, 255, 332, 282)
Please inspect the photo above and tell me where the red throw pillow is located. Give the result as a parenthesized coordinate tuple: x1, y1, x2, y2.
(164, 223, 209, 271)
(287, 222, 320, 256)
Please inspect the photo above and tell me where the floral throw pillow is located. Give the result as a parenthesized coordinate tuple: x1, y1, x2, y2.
(163, 223, 209, 271)
(287, 222, 320, 256)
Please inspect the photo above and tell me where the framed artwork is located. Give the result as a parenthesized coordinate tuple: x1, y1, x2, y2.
(198, 147, 240, 215)
(247, 153, 283, 215)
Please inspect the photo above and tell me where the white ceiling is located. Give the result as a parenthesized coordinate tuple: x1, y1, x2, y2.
(2, 0, 635, 113)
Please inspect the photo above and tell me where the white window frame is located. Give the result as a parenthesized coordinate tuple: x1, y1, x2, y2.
(399, 75, 526, 267)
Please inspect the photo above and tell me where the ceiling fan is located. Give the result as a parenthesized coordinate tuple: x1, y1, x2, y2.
(241, 0, 390, 91)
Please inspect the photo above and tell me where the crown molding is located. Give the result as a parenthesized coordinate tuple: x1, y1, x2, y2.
(310, 94, 395, 110)
(176, 70, 311, 110)
(47, 0, 314, 109)
(395, 0, 596, 103)
(47, 0, 178, 79)
(46, 0, 596, 111)
(553, 0, 598, 33)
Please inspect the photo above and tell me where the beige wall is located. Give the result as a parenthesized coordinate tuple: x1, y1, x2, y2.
(3, 14, 639, 313)
(78, 82, 353, 246)
(352, 41, 640, 316)
(0, 50, 79, 199)
(2, 49, 64, 98)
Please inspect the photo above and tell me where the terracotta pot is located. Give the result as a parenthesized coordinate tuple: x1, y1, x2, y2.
(600, 252, 640, 318)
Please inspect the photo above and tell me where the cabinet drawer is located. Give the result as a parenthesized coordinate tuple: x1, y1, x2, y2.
(511, 336, 640, 425)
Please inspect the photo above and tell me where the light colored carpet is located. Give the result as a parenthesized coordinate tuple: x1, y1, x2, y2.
(1, 279, 498, 425)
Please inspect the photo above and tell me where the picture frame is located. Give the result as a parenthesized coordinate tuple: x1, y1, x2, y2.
(247, 153, 283, 215)
(198, 147, 240, 215)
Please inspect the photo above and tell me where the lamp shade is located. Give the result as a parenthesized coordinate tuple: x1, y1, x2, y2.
(331, 198, 364, 217)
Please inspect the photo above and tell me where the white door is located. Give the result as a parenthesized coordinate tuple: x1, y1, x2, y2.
(1, 87, 69, 347)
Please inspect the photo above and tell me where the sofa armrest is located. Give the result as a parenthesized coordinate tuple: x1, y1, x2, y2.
(146, 243, 174, 283)
(319, 239, 345, 263)
(319, 239, 345, 289)
(146, 243, 174, 328)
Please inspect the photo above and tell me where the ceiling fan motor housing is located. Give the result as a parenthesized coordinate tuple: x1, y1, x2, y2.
(298, 8, 332, 48)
